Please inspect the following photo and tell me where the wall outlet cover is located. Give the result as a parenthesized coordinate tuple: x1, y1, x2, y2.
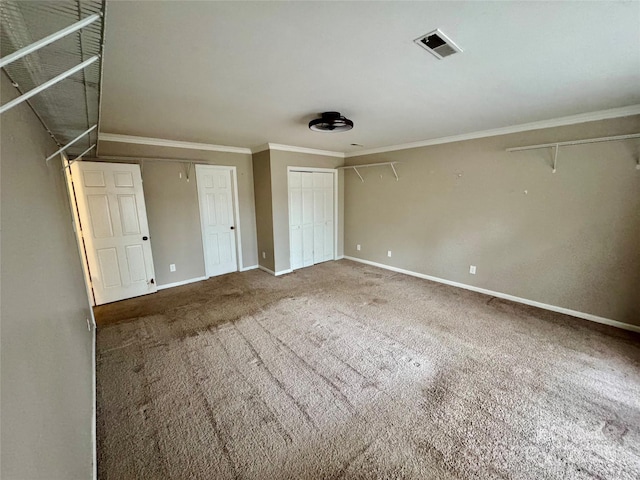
(387, 250, 392, 257)
(170, 264, 176, 272)
(357, 244, 361, 251)
(469, 265, 477, 274)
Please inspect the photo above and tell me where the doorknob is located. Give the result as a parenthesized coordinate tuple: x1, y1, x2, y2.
(230, 226, 234, 230)
(142, 236, 148, 240)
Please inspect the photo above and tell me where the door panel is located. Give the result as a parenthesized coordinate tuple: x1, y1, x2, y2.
(196, 165, 238, 277)
(118, 195, 141, 235)
(302, 173, 314, 267)
(72, 162, 156, 305)
(125, 245, 147, 282)
(289, 182, 303, 270)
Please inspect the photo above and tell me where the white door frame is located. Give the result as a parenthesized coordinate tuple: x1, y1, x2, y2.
(195, 164, 244, 277)
(287, 166, 339, 269)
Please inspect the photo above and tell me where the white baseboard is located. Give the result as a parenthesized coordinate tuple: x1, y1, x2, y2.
(258, 265, 293, 276)
(258, 265, 276, 275)
(240, 264, 259, 272)
(157, 276, 207, 290)
(343, 256, 640, 333)
(335, 255, 344, 260)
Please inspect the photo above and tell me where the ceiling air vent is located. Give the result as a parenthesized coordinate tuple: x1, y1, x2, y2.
(414, 29, 462, 59)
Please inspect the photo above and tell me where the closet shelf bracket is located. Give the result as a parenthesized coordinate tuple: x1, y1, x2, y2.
(63, 144, 97, 170)
(339, 161, 400, 182)
(506, 133, 640, 173)
(0, 13, 101, 69)
(1, 55, 100, 115)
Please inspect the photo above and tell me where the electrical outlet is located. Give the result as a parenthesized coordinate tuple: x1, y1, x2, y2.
(356, 244, 361, 251)
(170, 264, 176, 272)
(387, 250, 392, 257)
(262, 251, 266, 259)
(469, 265, 476, 274)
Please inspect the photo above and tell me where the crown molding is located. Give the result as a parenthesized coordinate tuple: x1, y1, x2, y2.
(344, 104, 640, 158)
(98, 133, 253, 155)
(99, 105, 639, 160)
(266, 143, 344, 158)
(250, 144, 270, 154)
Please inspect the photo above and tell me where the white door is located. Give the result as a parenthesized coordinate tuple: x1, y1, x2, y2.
(71, 162, 157, 305)
(288, 170, 335, 270)
(196, 165, 238, 277)
(289, 172, 315, 270)
(318, 172, 334, 263)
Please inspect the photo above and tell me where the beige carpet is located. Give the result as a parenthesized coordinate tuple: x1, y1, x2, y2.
(96, 260, 640, 479)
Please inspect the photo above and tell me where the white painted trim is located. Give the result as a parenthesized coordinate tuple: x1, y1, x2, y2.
(287, 166, 338, 173)
(157, 276, 207, 290)
(266, 143, 344, 158)
(343, 256, 640, 333)
(91, 326, 96, 480)
(101, 105, 640, 160)
(345, 104, 640, 158)
(230, 167, 244, 271)
(258, 265, 276, 275)
(99, 133, 252, 155)
(250, 144, 270, 154)
(240, 264, 259, 272)
(258, 265, 293, 276)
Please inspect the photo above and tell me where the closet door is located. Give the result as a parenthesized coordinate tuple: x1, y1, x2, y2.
(289, 170, 334, 270)
(71, 162, 157, 305)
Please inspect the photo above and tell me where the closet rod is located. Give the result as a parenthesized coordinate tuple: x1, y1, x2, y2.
(506, 133, 640, 152)
(0, 13, 101, 68)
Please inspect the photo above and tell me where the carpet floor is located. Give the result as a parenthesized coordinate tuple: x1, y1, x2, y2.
(96, 260, 640, 479)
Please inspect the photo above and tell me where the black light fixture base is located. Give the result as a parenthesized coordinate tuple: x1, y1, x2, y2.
(309, 111, 354, 132)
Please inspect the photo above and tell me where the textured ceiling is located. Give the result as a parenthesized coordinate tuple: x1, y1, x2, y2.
(99, 1, 640, 153)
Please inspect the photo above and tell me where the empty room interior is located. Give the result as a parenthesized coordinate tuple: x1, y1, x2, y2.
(2, 1, 640, 479)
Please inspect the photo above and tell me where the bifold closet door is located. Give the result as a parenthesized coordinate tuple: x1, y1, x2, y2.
(289, 170, 334, 271)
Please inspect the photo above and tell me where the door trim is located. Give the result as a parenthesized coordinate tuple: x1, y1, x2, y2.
(287, 166, 339, 270)
(195, 164, 244, 277)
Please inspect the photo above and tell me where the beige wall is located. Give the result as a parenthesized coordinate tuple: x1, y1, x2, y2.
(261, 150, 344, 273)
(97, 142, 258, 285)
(344, 116, 640, 326)
(252, 149, 275, 271)
(1, 73, 94, 478)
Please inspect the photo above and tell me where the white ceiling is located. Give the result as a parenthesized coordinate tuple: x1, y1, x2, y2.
(99, 1, 640, 154)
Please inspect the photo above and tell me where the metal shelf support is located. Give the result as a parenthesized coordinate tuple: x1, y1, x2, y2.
(0, 55, 100, 115)
(45, 125, 97, 162)
(506, 133, 640, 173)
(339, 161, 400, 182)
(0, 14, 101, 69)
